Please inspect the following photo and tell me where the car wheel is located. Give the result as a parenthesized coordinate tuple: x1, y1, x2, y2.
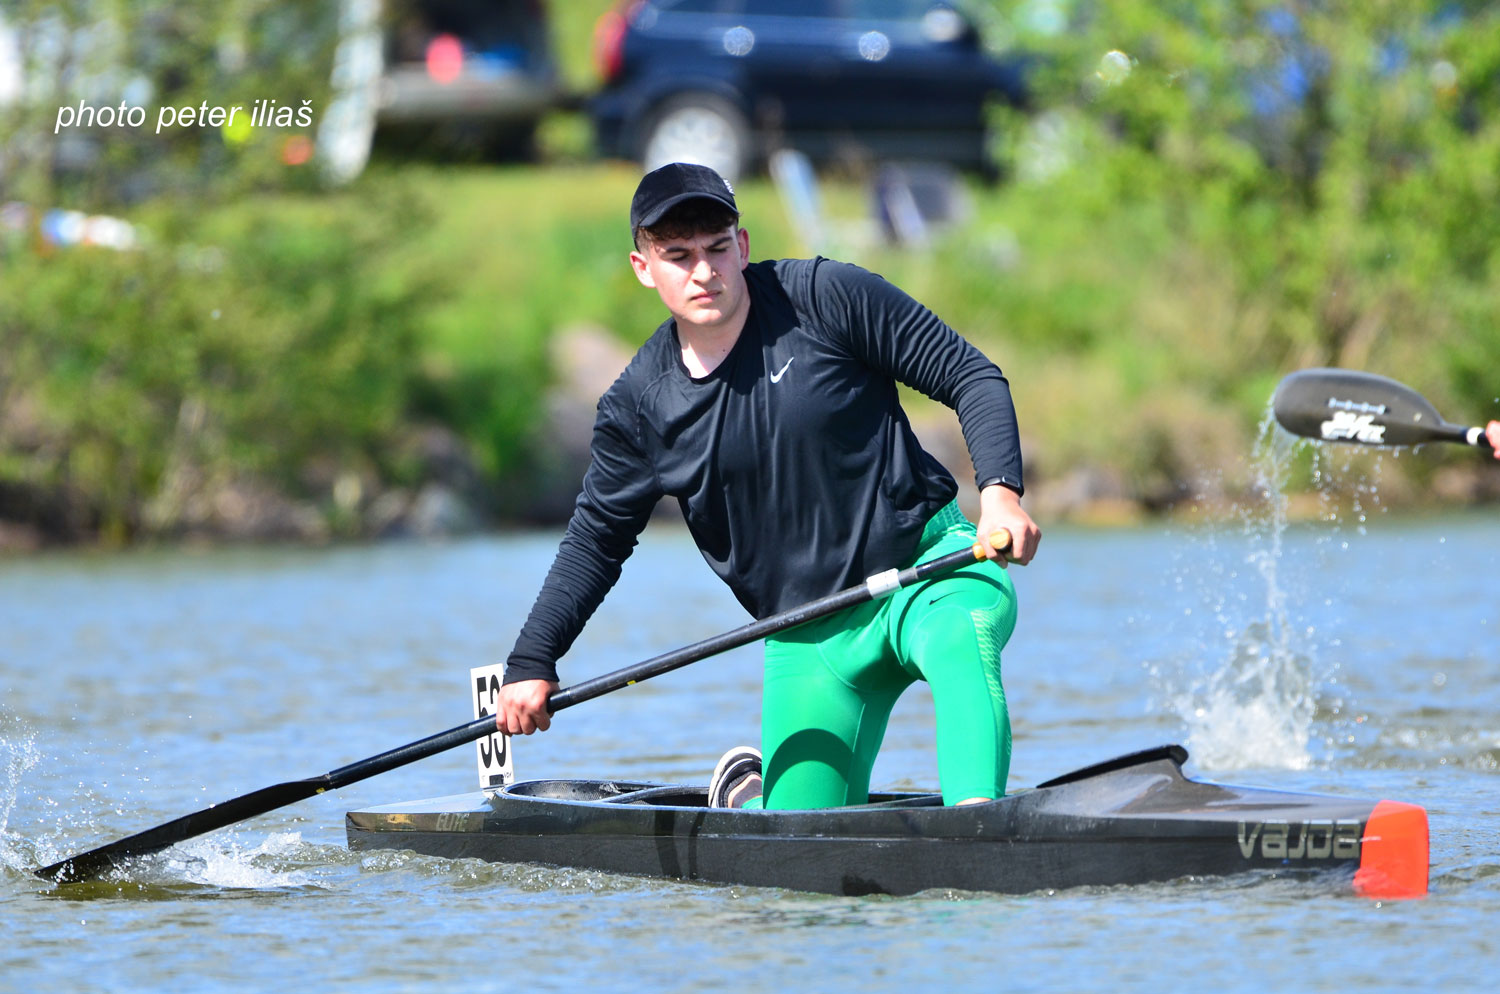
(639, 94, 751, 182)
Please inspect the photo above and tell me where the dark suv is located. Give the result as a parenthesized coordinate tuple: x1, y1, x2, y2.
(590, 0, 1029, 181)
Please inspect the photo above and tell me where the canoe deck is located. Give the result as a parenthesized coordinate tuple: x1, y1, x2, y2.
(346, 745, 1428, 898)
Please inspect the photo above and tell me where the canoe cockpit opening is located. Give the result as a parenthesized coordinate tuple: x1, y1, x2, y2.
(498, 779, 950, 809)
(505, 780, 711, 806)
(505, 779, 662, 802)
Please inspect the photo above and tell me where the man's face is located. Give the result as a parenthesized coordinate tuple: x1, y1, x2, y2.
(629, 224, 751, 334)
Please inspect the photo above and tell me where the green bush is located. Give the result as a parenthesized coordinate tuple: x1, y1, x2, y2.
(1, 1, 337, 209)
(0, 183, 433, 540)
(1048, 1, 1488, 364)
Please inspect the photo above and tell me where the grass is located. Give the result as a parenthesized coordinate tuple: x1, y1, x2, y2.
(549, 0, 622, 94)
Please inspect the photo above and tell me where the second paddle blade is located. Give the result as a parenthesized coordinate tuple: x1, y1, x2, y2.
(1273, 368, 1462, 447)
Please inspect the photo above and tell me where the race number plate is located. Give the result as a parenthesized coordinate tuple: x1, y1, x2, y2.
(470, 663, 513, 793)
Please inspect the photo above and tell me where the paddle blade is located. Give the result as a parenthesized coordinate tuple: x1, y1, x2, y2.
(1273, 368, 1470, 447)
(36, 715, 500, 884)
(35, 777, 327, 883)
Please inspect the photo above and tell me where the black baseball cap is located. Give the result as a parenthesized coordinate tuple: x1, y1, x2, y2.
(630, 162, 738, 231)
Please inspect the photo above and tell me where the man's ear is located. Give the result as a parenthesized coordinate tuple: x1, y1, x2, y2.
(737, 227, 750, 269)
(629, 249, 656, 288)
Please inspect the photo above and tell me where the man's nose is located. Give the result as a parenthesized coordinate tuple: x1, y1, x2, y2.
(690, 252, 716, 283)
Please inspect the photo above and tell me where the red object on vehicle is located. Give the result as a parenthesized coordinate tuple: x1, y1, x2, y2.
(593, 2, 639, 83)
(426, 33, 464, 85)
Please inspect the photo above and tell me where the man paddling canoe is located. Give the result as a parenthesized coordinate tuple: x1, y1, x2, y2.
(496, 163, 1040, 809)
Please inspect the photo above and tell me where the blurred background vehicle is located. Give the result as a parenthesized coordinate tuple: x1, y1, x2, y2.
(589, 0, 1030, 181)
(321, 0, 564, 181)
(375, 0, 562, 153)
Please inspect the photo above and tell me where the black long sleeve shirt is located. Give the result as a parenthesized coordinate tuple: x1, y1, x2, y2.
(503, 257, 1023, 684)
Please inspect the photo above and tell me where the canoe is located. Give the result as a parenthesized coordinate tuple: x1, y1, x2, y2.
(345, 745, 1428, 898)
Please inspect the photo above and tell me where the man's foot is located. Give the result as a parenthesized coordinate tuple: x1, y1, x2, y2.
(707, 745, 762, 808)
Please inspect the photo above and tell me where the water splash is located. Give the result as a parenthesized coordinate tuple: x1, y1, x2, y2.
(1177, 618, 1317, 770)
(2, 706, 323, 889)
(2, 732, 169, 879)
(43, 831, 329, 893)
(166, 831, 319, 889)
(1168, 412, 1320, 769)
(0, 714, 44, 872)
(1151, 399, 1413, 771)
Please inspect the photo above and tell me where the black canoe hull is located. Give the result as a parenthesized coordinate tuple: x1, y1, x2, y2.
(345, 746, 1428, 898)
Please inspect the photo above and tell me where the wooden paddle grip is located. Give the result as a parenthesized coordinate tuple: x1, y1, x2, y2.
(973, 529, 1012, 560)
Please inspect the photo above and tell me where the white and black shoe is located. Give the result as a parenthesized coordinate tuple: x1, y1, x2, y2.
(707, 745, 762, 808)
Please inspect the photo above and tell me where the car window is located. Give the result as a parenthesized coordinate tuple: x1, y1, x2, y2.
(650, 0, 741, 13)
(746, 0, 836, 15)
(652, 0, 836, 14)
(847, 0, 941, 21)
(646, 0, 951, 22)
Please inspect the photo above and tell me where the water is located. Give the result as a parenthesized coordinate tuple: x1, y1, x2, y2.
(3, 493, 1499, 990)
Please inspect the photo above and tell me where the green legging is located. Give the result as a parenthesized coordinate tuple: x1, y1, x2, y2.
(751, 502, 1017, 809)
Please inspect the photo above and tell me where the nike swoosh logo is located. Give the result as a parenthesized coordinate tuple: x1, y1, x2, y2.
(769, 357, 795, 383)
(928, 590, 963, 606)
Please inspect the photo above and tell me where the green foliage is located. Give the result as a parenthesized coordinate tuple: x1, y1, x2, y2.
(0, 181, 431, 539)
(1037, 1, 1492, 355)
(954, 0, 1500, 487)
(1, 0, 336, 209)
(6, 0, 1498, 547)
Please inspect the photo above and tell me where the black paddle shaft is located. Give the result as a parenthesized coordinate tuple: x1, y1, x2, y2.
(36, 531, 1007, 883)
(1273, 367, 1491, 450)
(549, 531, 1008, 712)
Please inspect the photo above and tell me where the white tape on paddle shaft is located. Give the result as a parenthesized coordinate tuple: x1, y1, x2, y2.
(1468, 427, 1485, 446)
(864, 567, 902, 599)
(470, 663, 514, 793)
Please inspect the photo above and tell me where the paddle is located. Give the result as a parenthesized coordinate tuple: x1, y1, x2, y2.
(1273, 367, 1493, 451)
(36, 528, 1011, 883)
